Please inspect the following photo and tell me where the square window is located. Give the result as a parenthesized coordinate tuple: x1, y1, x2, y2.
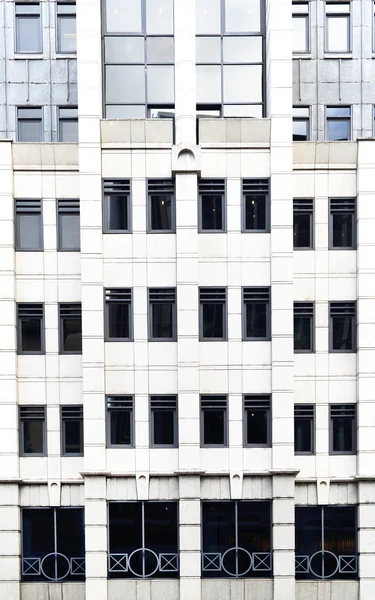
(17, 304, 44, 354)
(242, 179, 270, 232)
(243, 288, 271, 340)
(103, 179, 131, 232)
(198, 179, 226, 232)
(329, 197, 356, 249)
(148, 288, 177, 341)
(17, 107, 43, 142)
(147, 179, 175, 232)
(107, 396, 134, 447)
(59, 303, 82, 354)
(329, 302, 356, 352)
(15, 199, 43, 251)
(293, 198, 313, 249)
(61, 406, 83, 455)
(57, 199, 80, 251)
(294, 405, 315, 453)
(330, 404, 356, 454)
(199, 288, 227, 341)
(294, 302, 314, 352)
(244, 395, 271, 447)
(105, 289, 132, 341)
(57, 3, 76, 53)
(20, 406, 46, 455)
(201, 395, 228, 447)
(15, 3, 42, 53)
(150, 396, 177, 447)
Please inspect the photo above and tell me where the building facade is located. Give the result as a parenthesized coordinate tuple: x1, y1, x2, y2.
(0, 1, 375, 600)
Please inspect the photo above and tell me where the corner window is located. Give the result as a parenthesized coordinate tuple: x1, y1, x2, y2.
(17, 107, 43, 142)
(244, 395, 271, 447)
(15, 3, 42, 53)
(243, 287, 271, 340)
(148, 288, 177, 341)
(294, 302, 314, 352)
(150, 395, 178, 447)
(199, 287, 227, 341)
(294, 405, 315, 454)
(293, 198, 313, 249)
(147, 179, 175, 232)
(59, 303, 82, 354)
(103, 179, 131, 232)
(329, 302, 356, 352)
(198, 179, 226, 232)
(202, 501, 272, 578)
(58, 107, 78, 142)
(20, 406, 46, 455)
(242, 179, 270, 232)
(325, 2, 350, 53)
(57, 199, 80, 250)
(106, 396, 134, 447)
(61, 406, 83, 456)
(292, 3, 310, 53)
(105, 288, 132, 341)
(57, 3, 76, 53)
(330, 404, 356, 454)
(329, 197, 356, 249)
(326, 106, 351, 141)
(201, 395, 228, 447)
(22, 508, 85, 582)
(108, 501, 179, 579)
(17, 303, 44, 354)
(293, 107, 310, 141)
(15, 199, 43, 251)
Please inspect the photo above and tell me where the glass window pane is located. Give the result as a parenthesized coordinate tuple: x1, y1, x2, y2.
(64, 420, 83, 454)
(202, 502, 234, 555)
(56, 509, 85, 566)
(223, 65, 262, 103)
(146, 0, 174, 34)
(58, 15, 76, 53)
(150, 194, 172, 230)
(62, 317, 82, 352)
(332, 213, 353, 247)
(152, 303, 173, 338)
(295, 417, 312, 452)
(293, 119, 308, 140)
(18, 213, 41, 250)
(327, 118, 350, 141)
(196, 0, 221, 34)
(20, 317, 42, 352)
(147, 37, 174, 63)
(196, 37, 221, 64)
(202, 303, 224, 338)
(59, 213, 80, 250)
(106, 194, 128, 230)
(332, 315, 352, 350)
(108, 303, 130, 338)
(247, 410, 268, 444)
(293, 15, 308, 52)
(105, 0, 142, 33)
(23, 419, 44, 453)
(106, 105, 146, 118)
(245, 195, 266, 230)
(294, 213, 311, 248)
(237, 502, 271, 553)
(145, 503, 178, 555)
(327, 106, 350, 117)
(59, 119, 78, 142)
(110, 409, 131, 445)
(18, 120, 42, 142)
(204, 409, 225, 444)
(246, 302, 267, 338)
(294, 316, 312, 350)
(223, 36, 262, 63)
(324, 507, 356, 556)
(105, 65, 145, 104)
(17, 15, 40, 52)
(225, 0, 261, 32)
(201, 195, 223, 230)
(22, 509, 54, 570)
(196, 65, 221, 103)
(109, 503, 142, 554)
(294, 107, 310, 117)
(105, 37, 145, 64)
(295, 506, 322, 565)
(326, 15, 349, 52)
(153, 410, 175, 445)
(223, 104, 263, 117)
(147, 66, 174, 103)
(332, 417, 353, 451)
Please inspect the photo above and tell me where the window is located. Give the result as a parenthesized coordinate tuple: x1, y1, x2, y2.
(17, 107, 43, 142)
(61, 406, 83, 456)
(147, 179, 175, 232)
(242, 179, 270, 232)
(199, 288, 227, 341)
(325, 2, 350, 53)
(20, 406, 46, 455)
(103, 179, 131, 232)
(57, 3, 76, 53)
(329, 302, 356, 352)
(15, 199, 43, 251)
(294, 302, 314, 352)
(202, 501, 272, 578)
(326, 106, 351, 141)
(59, 303, 82, 354)
(295, 506, 357, 579)
(293, 198, 313, 249)
(150, 395, 177, 447)
(57, 199, 80, 251)
(15, 3, 42, 53)
(330, 404, 356, 454)
(243, 287, 271, 340)
(148, 288, 177, 341)
(108, 501, 178, 579)
(58, 107, 78, 142)
(105, 289, 132, 341)
(17, 304, 44, 354)
(22, 508, 85, 582)
(201, 395, 228, 447)
(107, 396, 134, 447)
(244, 395, 271, 447)
(294, 405, 315, 454)
(329, 197, 356, 249)
(198, 179, 226, 232)
(292, 3, 309, 53)
(293, 107, 310, 141)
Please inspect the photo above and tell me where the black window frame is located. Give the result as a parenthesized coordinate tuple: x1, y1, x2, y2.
(148, 287, 177, 342)
(57, 198, 80, 251)
(294, 302, 314, 353)
(17, 303, 45, 355)
(149, 395, 178, 448)
(106, 395, 134, 448)
(199, 287, 227, 341)
(147, 179, 175, 233)
(293, 198, 314, 249)
(19, 406, 47, 457)
(59, 303, 82, 354)
(198, 178, 226, 233)
(329, 301, 356, 353)
(200, 395, 228, 448)
(103, 179, 132, 233)
(329, 404, 356, 455)
(104, 288, 133, 341)
(61, 405, 84, 456)
(329, 197, 356, 250)
(15, 199, 43, 252)
(242, 179, 270, 233)
(242, 287, 271, 341)
(243, 395, 271, 448)
(294, 405, 315, 454)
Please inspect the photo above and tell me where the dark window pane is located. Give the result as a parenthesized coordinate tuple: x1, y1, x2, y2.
(246, 302, 267, 338)
(59, 119, 78, 142)
(202, 303, 224, 338)
(62, 317, 82, 352)
(20, 317, 42, 352)
(18, 213, 41, 250)
(201, 195, 223, 230)
(204, 409, 225, 444)
(332, 213, 353, 248)
(295, 418, 312, 452)
(22, 509, 54, 559)
(150, 194, 172, 230)
(293, 120, 308, 141)
(294, 316, 312, 351)
(64, 420, 83, 454)
(106, 195, 128, 231)
(327, 119, 350, 141)
(295, 506, 321, 577)
(153, 410, 175, 445)
(59, 213, 80, 250)
(151, 303, 173, 339)
(202, 502, 235, 554)
(109, 503, 142, 554)
(324, 507, 356, 556)
(246, 410, 268, 445)
(237, 502, 271, 553)
(108, 303, 130, 339)
(23, 419, 44, 454)
(110, 410, 131, 445)
(332, 417, 353, 452)
(332, 316, 353, 351)
(56, 508, 85, 567)
(245, 195, 266, 230)
(144, 502, 178, 555)
(294, 213, 311, 248)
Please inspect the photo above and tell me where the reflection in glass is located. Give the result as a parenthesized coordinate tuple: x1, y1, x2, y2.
(196, 0, 221, 34)
(223, 36, 262, 63)
(245, 195, 266, 230)
(106, 0, 142, 33)
(223, 65, 262, 103)
(146, 0, 174, 34)
(150, 194, 172, 230)
(105, 65, 145, 103)
(327, 119, 350, 141)
(196, 65, 221, 103)
(225, 0, 261, 32)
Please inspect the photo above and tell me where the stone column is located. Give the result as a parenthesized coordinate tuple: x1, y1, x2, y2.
(84, 476, 108, 600)
(179, 476, 201, 600)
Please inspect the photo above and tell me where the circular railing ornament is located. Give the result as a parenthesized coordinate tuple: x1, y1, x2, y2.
(128, 548, 159, 578)
(309, 550, 339, 579)
(40, 552, 71, 581)
(221, 547, 253, 577)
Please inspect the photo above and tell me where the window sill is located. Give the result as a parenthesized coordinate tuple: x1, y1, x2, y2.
(55, 54, 77, 59)
(14, 53, 43, 60)
(293, 53, 312, 59)
(324, 53, 352, 59)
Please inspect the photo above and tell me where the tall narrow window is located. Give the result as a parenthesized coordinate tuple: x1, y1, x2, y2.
(293, 198, 313, 249)
(20, 406, 46, 455)
(57, 3, 77, 53)
(242, 179, 269, 232)
(61, 406, 83, 456)
(244, 395, 271, 447)
(294, 405, 315, 454)
(103, 179, 131, 233)
(326, 106, 351, 141)
(105, 289, 132, 341)
(148, 288, 177, 341)
(17, 304, 44, 354)
(329, 302, 356, 352)
(243, 287, 271, 340)
(325, 2, 350, 53)
(330, 404, 356, 454)
(15, 199, 43, 251)
(57, 199, 80, 251)
(59, 303, 82, 354)
(199, 288, 227, 341)
(292, 3, 309, 53)
(107, 396, 134, 447)
(294, 302, 314, 352)
(58, 107, 78, 142)
(198, 179, 226, 232)
(147, 179, 175, 232)
(15, 3, 42, 53)
(293, 107, 310, 141)
(150, 395, 178, 447)
(17, 107, 43, 142)
(201, 395, 228, 447)
(329, 198, 356, 249)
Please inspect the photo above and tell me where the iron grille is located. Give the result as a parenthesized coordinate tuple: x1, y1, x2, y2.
(59, 303, 82, 318)
(150, 396, 177, 409)
(149, 288, 176, 302)
(294, 405, 314, 418)
(199, 288, 227, 302)
(148, 179, 175, 194)
(107, 396, 134, 410)
(57, 199, 80, 212)
(293, 198, 313, 212)
(329, 198, 356, 213)
(330, 404, 356, 418)
(329, 302, 356, 317)
(17, 303, 44, 318)
(244, 395, 271, 410)
(198, 179, 225, 195)
(105, 289, 132, 303)
(201, 395, 227, 409)
(103, 180, 131, 195)
(16, 199, 42, 212)
(61, 406, 83, 419)
(243, 287, 270, 302)
(242, 179, 269, 195)
(294, 302, 314, 316)
(20, 406, 45, 419)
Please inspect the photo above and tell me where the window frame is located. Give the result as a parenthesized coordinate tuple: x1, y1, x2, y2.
(242, 179, 270, 233)
(17, 303, 45, 355)
(17, 107, 43, 142)
(146, 178, 176, 234)
(19, 406, 47, 457)
(103, 179, 132, 233)
(199, 287, 228, 342)
(329, 302, 356, 353)
(242, 287, 271, 341)
(104, 288, 133, 341)
(15, 3, 42, 54)
(198, 178, 226, 233)
(325, 106, 352, 141)
(149, 395, 178, 448)
(148, 287, 177, 342)
(294, 404, 315, 455)
(106, 395, 135, 448)
(294, 302, 315, 353)
(57, 107, 78, 142)
(293, 198, 314, 250)
(329, 404, 357, 455)
(293, 106, 311, 141)
(243, 394, 271, 448)
(329, 197, 356, 250)
(200, 394, 228, 448)
(324, 1, 351, 54)
(59, 303, 82, 355)
(56, 2, 77, 54)
(15, 199, 43, 252)
(292, 2, 310, 54)
(61, 405, 84, 456)
(56, 198, 80, 251)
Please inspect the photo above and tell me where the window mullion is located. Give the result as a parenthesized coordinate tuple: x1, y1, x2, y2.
(54, 508, 58, 580)
(321, 506, 325, 578)
(142, 502, 146, 577)
(235, 501, 238, 577)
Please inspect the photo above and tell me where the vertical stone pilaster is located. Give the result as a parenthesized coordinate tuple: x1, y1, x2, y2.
(174, 0, 196, 146)
(272, 475, 295, 600)
(179, 476, 201, 600)
(84, 476, 108, 600)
